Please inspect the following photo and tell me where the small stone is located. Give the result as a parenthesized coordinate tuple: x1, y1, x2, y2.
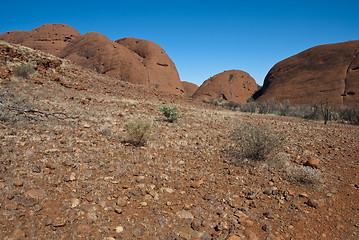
(299, 192, 309, 198)
(45, 162, 56, 170)
(244, 229, 258, 240)
(262, 224, 272, 232)
(44, 218, 53, 226)
(13, 180, 23, 187)
(215, 221, 229, 231)
(114, 207, 122, 214)
(226, 234, 243, 240)
(116, 197, 127, 207)
(136, 176, 145, 182)
(303, 158, 320, 169)
(202, 193, 212, 200)
(87, 211, 97, 223)
(234, 211, 248, 219)
(191, 218, 202, 231)
(306, 198, 319, 208)
(26, 189, 46, 198)
(191, 179, 204, 188)
(263, 189, 272, 195)
(53, 218, 66, 227)
(140, 202, 148, 207)
(18, 199, 36, 207)
(9, 228, 26, 239)
(66, 172, 76, 181)
(70, 198, 80, 208)
(163, 187, 174, 193)
(176, 210, 194, 220)
(33, 165, 41, 173)
(115, 226, 124, 233)
(43, 168, 51, 175)
(86, 195, 94, 202)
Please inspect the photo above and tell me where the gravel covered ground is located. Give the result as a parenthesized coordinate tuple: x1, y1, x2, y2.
(1, 41, 358, 240)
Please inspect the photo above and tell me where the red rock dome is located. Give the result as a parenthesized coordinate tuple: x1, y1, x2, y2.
(193, 70, 258, 104)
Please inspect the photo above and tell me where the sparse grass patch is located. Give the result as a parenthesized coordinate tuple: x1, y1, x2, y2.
(286, 165, 324, 186)
(124, 119, 151, 146)
(230, 123, 285, 162)
(13, 64, 35, 79)
(158, 105, 182, 122)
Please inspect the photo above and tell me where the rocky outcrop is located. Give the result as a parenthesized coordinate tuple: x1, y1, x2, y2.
(254, 40, 359, 106)
(0, 24, 80, 56)
(116, 37, 184, 95)
(58, 32, 148, 85)
(193, 70, 257, 104)
(182, 81, 198, 96)
(0, 24, 184, 95)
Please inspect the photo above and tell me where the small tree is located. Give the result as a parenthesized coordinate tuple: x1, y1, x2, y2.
(158, 105, 182, 122)
(320, 99, 332, 124)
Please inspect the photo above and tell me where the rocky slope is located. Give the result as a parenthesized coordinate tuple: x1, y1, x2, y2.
(1, 41, 359, 240)
(0, 24, 183, 95)
(193, 70, 258, 104)
(254, 40, 359, 106)
(182, 81, 199, 96)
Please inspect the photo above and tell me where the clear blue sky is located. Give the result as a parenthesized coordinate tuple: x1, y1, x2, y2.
(1, 0, 358, 86)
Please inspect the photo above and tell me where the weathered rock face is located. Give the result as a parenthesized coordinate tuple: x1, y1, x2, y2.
(254, 40, 359, 106)
(193, 70, 257, 104)
(182, 81, 198, 96)
(0, 24, 184, 95)
(0, 24, 81, 56)
(59, 32, 148, 84)
(116, 37, 184, 95)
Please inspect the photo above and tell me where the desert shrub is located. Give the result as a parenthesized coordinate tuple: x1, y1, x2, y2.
(230, 123, 285, 162)
(320, 100, 333, 124)
(124, 120, 151, 146)
(286, 165, 323, 185)
(13, 64, 35, 79)
(240, 102, 258, 113)
(225, 101, 240, 111)
(337, 105, 359, 125)
(158, 105, 182, 122)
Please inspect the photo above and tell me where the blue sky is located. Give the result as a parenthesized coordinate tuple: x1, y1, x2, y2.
(1, 0, 358, 86)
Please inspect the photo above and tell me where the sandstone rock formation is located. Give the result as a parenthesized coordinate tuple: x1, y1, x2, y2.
(0, 24, 80, 56)
(0, 24, 184, 95)
(254, 40, 359, 106)
(116, 37, 184, 95)
(182, 81, 198, 96)
(192, 70, 257, 104)
(58, 32, 148, 85)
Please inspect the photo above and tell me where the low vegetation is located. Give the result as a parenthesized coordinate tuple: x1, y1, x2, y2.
(13, 64, 35, 79)
(158, 105, 182, 122)
(124, 119, 151, 146)
(202, 96, 358, 125)
(286, 165, 324, 186)
(230, 123, 285, 162)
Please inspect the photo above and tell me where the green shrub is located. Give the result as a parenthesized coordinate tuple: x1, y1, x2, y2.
(13, 64, 35, 79)
(230, 123, 285, 162)
(124, 120, 151, 146)
(158, 105, 182, 122)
